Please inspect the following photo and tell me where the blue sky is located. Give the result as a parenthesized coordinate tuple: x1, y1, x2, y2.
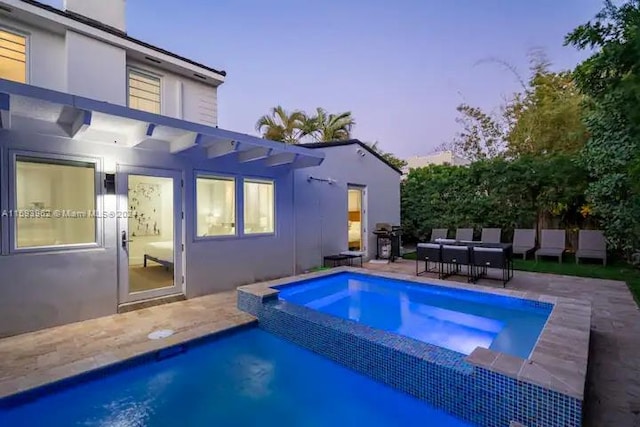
(44, 0, 602, 157)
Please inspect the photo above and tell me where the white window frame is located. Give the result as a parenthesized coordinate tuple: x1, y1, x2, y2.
(194, 172, 237, 240)
(126, 66, 162, 115)
(242, 177, 276, 237)
(8, 150, 103, 253)
(0, 25, 30, 84)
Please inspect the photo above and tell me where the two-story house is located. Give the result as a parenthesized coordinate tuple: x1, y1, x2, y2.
(0, 0, 401, 337)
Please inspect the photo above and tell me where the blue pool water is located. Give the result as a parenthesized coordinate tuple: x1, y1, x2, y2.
(0, 328, 472, 427)
(278, 273, 551, 358)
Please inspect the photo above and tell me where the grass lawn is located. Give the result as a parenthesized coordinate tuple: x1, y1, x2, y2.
(403, 251, 640, 304)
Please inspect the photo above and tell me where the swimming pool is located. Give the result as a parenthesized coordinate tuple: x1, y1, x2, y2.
(0, 327, 472, 427)
(277, 272, 551, 358)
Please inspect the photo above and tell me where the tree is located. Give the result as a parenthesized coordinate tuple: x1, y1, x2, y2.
(565, 0, 640, 256)
(300, 108, 355, 142)
(505, 59, 588, 157)
(449, 103, 507, 161)
(446, 52, 587, 161)
(366, 141, 407, 170)
(255, 106, 305, 144)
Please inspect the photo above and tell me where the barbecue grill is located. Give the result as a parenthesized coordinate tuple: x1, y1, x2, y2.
(372, 223, 402, 262)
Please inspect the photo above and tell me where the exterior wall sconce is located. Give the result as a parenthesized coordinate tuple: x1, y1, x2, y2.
(307, 176, 336, 185)
(104, 173, 116, 194)
(356, 149, 366, 157)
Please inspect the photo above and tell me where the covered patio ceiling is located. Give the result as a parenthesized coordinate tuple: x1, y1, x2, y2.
(0, 80, 324, 169)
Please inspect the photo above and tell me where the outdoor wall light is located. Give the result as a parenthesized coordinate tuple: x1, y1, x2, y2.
(104, 173, 116, 195)
(308, 176, 337, 185)
(356, 149, 366, 157)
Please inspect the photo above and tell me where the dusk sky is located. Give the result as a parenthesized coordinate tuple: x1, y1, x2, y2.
(45, 0, 603, 157)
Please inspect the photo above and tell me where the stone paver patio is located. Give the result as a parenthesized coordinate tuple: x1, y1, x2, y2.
(0, 262, 638, 427)
(365, 260, 640, 427)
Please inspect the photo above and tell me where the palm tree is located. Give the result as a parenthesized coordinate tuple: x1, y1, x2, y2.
(300, 108, 355, 142)
(255, 106, 305, 144)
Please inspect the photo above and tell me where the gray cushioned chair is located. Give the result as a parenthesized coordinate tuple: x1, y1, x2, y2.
(430, 228, 448, 241)
(481, 228, 502, 244)
(416, 243, 441, 276)
(535, 230, 566, 263)
(441, 244, 474, 282)
(473, 246, 513, 287)
(512, 229, 536, 260)
(576, 230, 607, 266)
(455, 228, 474, 242)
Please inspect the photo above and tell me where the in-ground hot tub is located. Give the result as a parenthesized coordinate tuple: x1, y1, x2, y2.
(238, 268, 591, 427)
(277, 272, 551, 358)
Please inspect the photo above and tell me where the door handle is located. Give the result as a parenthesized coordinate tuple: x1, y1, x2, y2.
(121, 231, 134, 248)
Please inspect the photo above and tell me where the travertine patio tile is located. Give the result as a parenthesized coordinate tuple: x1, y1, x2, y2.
(466, 347, 498, 367)
(0, 290, 255, 399)
(491, 353, 524, 377)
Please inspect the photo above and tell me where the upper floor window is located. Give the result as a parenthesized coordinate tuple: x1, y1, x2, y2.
(128, 68, 161, 114)
(0, 29, 26, 83)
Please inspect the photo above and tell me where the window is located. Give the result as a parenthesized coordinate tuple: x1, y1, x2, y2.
(243, 179, 274, 234)
(196, 176, 235, 237)
(15, 156, 96, 248)
(128, 68, 161, 114)
(0, 29, 26, 83)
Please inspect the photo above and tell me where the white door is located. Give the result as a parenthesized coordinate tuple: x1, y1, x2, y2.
(117, 166, 183, 304)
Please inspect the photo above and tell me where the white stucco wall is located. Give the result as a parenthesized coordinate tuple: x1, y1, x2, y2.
(66, 30, 126, 105)
(182, 78, 218, 126)
(294, 144, 401, 272)
(126, 60, 218, 126)
(0, 129, 296, 337)
(1, 10, 219, 125)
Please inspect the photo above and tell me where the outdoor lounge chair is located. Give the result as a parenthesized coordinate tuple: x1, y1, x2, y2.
(455, 228, 474, 242)
(481, 228, 502, 244)
(430, 228, 448, 241)
(512, 229, 536, 260)
(535, 230, 566, 263)
(576, 230, 607, 266)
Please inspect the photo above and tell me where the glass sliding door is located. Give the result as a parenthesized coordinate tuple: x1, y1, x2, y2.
(117, 167, 183, 304)
(347, 186, 364, 251)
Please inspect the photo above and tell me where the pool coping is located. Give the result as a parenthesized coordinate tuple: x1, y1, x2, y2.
(237, 266, 591, 401)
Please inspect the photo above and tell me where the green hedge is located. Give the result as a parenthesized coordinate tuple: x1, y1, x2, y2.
(401, 155, 589, 242)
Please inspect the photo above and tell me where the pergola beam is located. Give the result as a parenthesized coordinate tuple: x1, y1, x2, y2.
(207, 140, 240, 158)
(238, 147, 272, 163)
